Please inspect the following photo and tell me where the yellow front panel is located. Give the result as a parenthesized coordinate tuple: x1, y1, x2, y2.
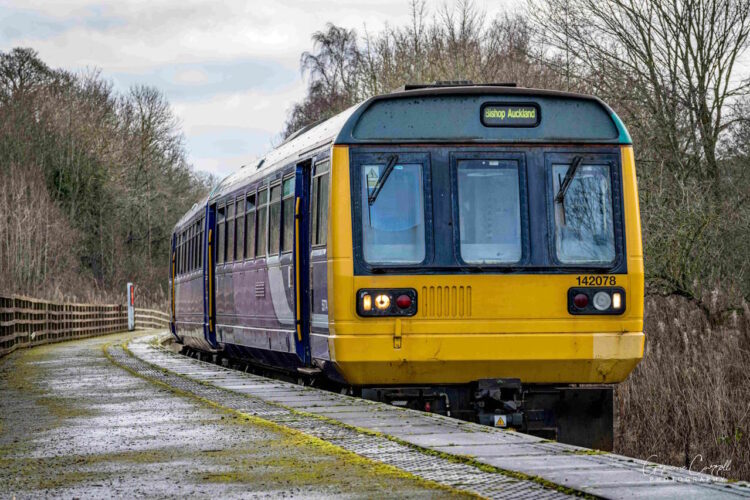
(326, 145, 645, 385)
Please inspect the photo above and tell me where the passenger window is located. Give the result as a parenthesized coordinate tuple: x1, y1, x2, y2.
(281, 177, 295, 252)
(236, 198, 245, 260)
(216, 205, 225, 264)
(227, 201, 235, 262)
(269, 184, 281, 255)
(457, 160, 522, 264)
(195, 220, 201, 270)
(182, 231, 187, 273)
(256, 188, 268, 257)
(311, 160, 329, 246)
(246, 193, 256, 259)
(198, 219, 203, 269)
(189, 226, 194, 271)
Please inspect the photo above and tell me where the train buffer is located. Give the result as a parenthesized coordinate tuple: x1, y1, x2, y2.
(1, 331, 748, 499)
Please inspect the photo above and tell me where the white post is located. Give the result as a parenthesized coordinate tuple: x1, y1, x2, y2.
(127, 283, 135, 331)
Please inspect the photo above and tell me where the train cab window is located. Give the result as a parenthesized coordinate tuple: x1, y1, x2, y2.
(361, 162, 425, 264)
(281, 177, 295, 253)
(236, 198, 245, 260)
(216, 205, 225, 264)
(457, 160, 522, 264)
(269, 184, 282, 255)
(256, 188, 268, 257)
(311, 160, 329, 247)
(552, 162, 615, 264)
(227, 201, 235, 262)
(246, 193, 256, 259)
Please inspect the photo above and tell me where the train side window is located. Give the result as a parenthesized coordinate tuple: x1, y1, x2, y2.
(182, 231, 187, 274)
(281, 177, 295, 253)
(269, 184, 281, 255)
(227, 201, 235, 262)
(256, 188, 268, 257)
(181, 231, 187, 274)
(176, 233, 181, 275)
(246, 192, 256, 259)
(188, 226, 194, 272)
(311, 160, 330, 247)
(236, 198, 245, 260)
(198, 218, 203, 268)
(194, 220, 201, 270)
(216, 205, 225, 264)
(189, 225, 194, 272)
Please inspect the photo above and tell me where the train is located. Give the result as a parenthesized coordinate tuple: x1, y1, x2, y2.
(170, 83, 644, 450)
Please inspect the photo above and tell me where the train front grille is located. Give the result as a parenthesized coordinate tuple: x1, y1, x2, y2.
(420, 285, 472, 318)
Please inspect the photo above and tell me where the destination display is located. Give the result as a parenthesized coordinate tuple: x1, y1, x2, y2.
(481, 103, 540, 127)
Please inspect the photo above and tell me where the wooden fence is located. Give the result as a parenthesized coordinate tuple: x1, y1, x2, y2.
(0, 293, 170, 357)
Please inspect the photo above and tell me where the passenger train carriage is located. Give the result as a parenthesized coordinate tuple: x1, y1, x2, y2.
(170, 83, 644, 450)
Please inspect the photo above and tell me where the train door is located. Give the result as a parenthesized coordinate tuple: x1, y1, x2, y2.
(293, 160, 313, 364)
(204, 203, 218, 348)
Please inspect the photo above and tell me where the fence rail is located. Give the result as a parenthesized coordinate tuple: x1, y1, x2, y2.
(0, 293, 169, 358)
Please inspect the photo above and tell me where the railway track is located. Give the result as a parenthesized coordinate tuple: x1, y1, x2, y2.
(117, 333, 750, 499)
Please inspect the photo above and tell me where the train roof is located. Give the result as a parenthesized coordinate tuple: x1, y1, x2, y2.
(203, 84, 631, 205)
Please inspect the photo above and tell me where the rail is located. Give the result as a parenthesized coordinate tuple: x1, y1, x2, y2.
(0, 293, 169, 357)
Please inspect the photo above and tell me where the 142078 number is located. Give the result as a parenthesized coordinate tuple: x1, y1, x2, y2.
(576, 275, 616, 286)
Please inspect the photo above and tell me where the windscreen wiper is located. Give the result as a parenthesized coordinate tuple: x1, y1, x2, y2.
(555, 155, 583, 204)
(368, 154, 398, 205)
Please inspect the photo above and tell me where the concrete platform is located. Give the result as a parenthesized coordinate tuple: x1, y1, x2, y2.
(126, 332, 750, 500)
(0, 331, 465, 498)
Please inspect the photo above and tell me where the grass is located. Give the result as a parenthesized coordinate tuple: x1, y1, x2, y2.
(615, 293, 750, 482)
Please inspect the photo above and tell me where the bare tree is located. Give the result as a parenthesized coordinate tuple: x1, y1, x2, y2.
(529, 0, 750, 186)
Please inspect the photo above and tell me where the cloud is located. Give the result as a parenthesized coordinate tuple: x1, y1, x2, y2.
(0, 0, 528, 177)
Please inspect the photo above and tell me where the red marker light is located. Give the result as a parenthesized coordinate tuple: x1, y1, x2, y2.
(573, 293, 588, 309)
(396, 295, 412, 309)
(424, 402, 431, 412)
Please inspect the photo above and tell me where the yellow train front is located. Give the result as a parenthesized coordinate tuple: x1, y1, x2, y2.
(172, 83, 644, 451)
(323, 84, 643, 449)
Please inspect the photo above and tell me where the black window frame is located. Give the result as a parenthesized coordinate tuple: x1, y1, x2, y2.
(226, 199, 235, 262)
(544, 151, 626, 271)
(311, 159, 330, 248)
(236, 197, 245, 261)
(350, 151, 434, 272)
(268, 181, 282, 256)
(256, 185, 269, 258)
(450, 151, 530, 268)
(281, 175, 295, 253)
(216, 204, 226, 265)
(246, 190, 257, 260)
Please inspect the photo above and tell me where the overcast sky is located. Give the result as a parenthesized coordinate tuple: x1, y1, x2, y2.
(0, 0, 516, 178)
(2, 0, 747, 179)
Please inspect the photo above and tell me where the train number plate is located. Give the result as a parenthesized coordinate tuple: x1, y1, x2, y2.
(576, 275, 617, 286)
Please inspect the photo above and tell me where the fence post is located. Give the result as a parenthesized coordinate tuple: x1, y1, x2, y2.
(127, 283, 135, 331)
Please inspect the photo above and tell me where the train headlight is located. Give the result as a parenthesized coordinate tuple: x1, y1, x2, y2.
(592, 291, 612, 311)
(374, 294, 390, 310)
(567, 287, 626, 315)
(357, 289, 417, 317)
